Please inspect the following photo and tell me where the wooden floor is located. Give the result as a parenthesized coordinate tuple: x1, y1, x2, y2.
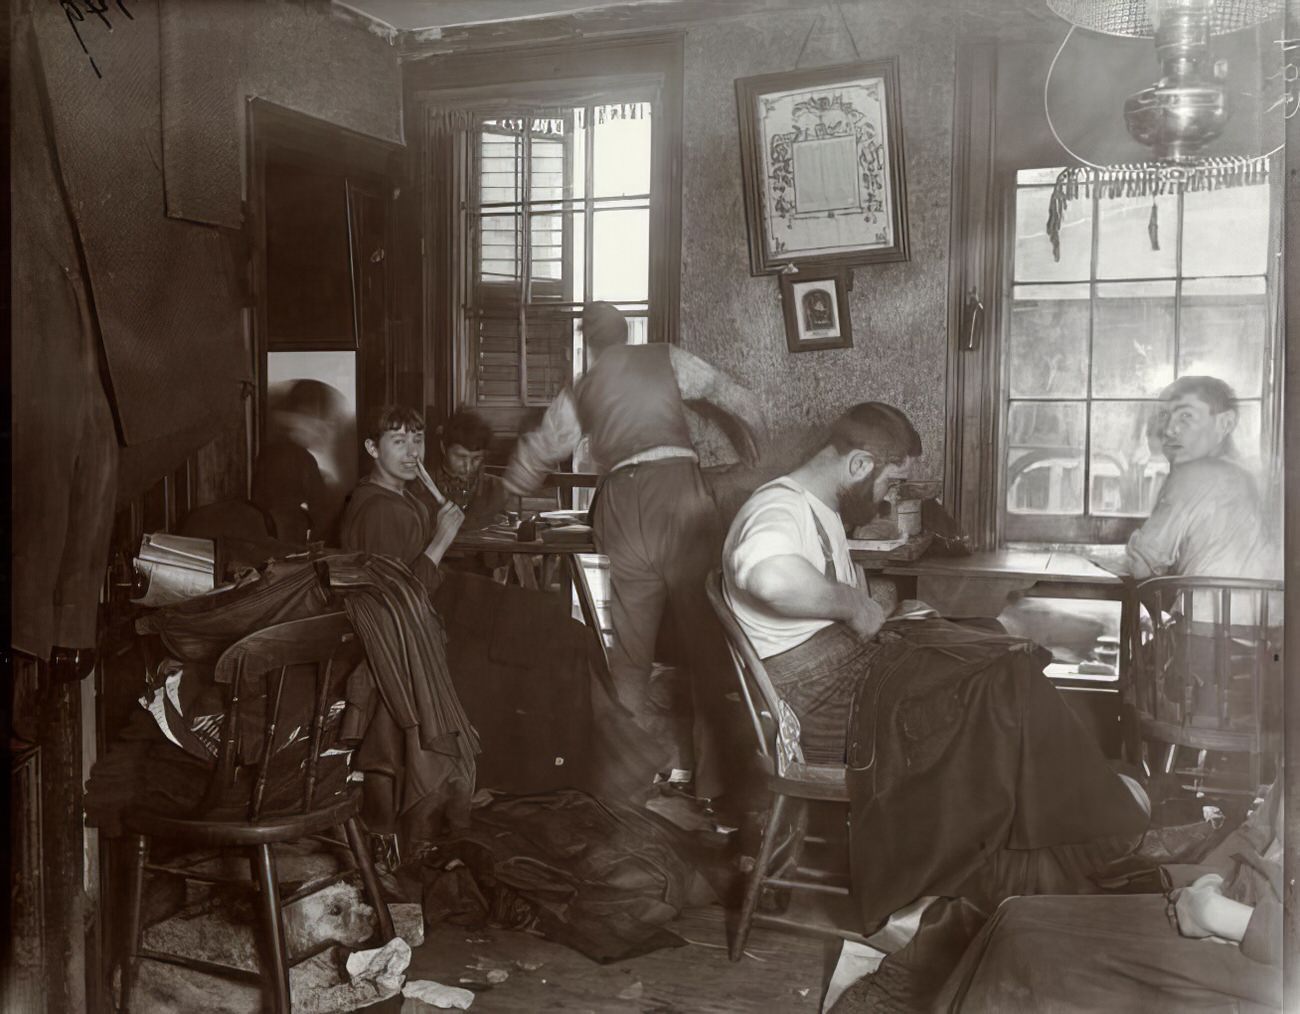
(400, 905, 835, 1013)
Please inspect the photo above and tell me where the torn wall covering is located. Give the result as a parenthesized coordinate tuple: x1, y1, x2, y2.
(678, 1, 956, 482)
(13, 0, 401, 657)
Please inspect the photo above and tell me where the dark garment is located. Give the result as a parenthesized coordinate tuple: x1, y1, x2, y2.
(398, 789, 720, 963)
(11, 17, 119, 659)
(830, 897, 989, 1014)
(764, 623, 884, 763)
(593, 458, 744, 799)
(432, 570, 594, 794)
(251, 439, 328, 544)
(84, 681, 353, 838)
(339, 479, 442, 593)
(934, 893, 1282, 1013)
(576, 343, 694, 470)
(1164, 779, 1284, 967)
(135, 553, 477, 839)
(824, 619, 1147, 930)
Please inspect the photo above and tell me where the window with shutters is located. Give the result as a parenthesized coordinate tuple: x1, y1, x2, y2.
(467, 99, 655, 410)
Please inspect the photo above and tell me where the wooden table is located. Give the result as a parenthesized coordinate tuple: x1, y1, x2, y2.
(868, 549, 1125, 601)
(859, 545, 1132, 673)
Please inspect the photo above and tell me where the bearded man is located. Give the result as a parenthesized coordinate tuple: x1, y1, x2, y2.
(723, 402, 1153, 933)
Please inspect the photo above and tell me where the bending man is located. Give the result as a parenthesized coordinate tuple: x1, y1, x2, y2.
(505, 301, 765, 802)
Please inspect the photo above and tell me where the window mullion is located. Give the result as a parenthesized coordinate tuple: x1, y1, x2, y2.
(1083, 182, 1099, 521)
(582, 103, 596, 370)
(518, 122, 532, 404)
(1173, 188, 1184, 379)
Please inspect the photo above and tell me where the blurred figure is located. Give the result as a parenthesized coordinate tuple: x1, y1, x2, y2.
(504, 301, 765, 802)
(251, 379, 343, 544)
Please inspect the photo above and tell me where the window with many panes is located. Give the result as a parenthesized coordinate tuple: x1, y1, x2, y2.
(467, 99, 654, 410)
(1003, 168, 1276, 543)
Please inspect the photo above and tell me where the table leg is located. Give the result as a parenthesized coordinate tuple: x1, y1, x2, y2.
(567, 555, 615, 699)
(512, 555, 539, 590)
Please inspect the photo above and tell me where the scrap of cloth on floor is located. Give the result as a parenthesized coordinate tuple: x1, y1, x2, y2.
(398, 789, 722, 963)
(88, 553, 477, 835)
(846, 618, 1150, 931)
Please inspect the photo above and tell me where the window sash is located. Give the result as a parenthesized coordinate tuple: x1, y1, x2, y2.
(466, 99, 656, 407)
(1000, 174, 1277, 544)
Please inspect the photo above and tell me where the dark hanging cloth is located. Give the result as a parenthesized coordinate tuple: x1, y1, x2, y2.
(11, 14, 120, 659)
(398, 790, 722, 964)
(132, 552, 478, 831)
(30, 0, 248, 451)
(431, 569, 594, 795)
(846, 619, 1149, 931)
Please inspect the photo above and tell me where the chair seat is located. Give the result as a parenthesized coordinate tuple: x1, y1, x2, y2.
(1138, 716, 1272, 755)
(123, 788, 362, 848)
(768, 762, 850, 802)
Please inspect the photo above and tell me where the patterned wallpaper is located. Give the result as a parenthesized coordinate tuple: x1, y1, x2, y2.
(677, 1, 959, 485)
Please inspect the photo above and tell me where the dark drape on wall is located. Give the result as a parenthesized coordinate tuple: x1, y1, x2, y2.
(12, 16, 119, 660)
(29, 0, 248, 451)
(13, 0, 251, 656)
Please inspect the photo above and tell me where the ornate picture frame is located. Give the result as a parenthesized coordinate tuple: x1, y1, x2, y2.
(780, 267, 853, 352)
(735, 58, 910, 276)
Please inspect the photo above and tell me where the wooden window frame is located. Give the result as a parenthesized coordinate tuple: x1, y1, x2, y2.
(407, 33, 684, 427)
(946, 44, 1284, 550)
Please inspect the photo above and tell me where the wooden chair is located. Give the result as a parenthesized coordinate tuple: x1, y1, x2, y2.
(118, 612, 395, 1013)
(1125, 576, 1283, 797)
(704, 570, 867, 961)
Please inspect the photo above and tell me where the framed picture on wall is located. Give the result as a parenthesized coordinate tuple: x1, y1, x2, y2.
(780, 267, 853, 352)
(735, 57, 910, 276)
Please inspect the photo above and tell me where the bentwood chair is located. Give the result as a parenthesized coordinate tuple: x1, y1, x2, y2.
(704, 570, 867, 961)
(1126, 576, 1284, 798)
(118, 612, 395, 1013)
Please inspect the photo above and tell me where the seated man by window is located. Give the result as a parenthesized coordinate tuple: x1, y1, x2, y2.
(340, 405, 464, 594)
(1123, 376, 1274, 581)
(1103, 376, 1281, 731)
(723, 402, 1152, 932)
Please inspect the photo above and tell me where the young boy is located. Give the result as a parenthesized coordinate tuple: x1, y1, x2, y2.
(340, 405, 464, 593)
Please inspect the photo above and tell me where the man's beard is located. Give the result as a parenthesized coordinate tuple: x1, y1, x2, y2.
(840, 470, 888, 528)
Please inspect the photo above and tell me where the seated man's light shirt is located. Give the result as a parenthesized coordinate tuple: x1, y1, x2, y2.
(724, 477, 858, 659)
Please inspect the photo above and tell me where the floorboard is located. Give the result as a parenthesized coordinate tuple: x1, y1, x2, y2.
(401, 904, 832, 1013)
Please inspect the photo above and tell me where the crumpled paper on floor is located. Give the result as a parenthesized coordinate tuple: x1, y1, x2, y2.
(345, 936, 411, 995)
(401, 979, 475, 1010)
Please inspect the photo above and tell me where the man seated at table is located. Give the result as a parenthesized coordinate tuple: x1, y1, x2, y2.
(723, 401, 1152, 932)
(1123, 376, 1274, 580)
(425, 407, 509, 532)
(340, 405, 464, 594)
(1110, 376, 1280, 731)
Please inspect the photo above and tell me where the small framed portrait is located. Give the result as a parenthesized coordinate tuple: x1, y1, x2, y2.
(780, 268, 853, 352)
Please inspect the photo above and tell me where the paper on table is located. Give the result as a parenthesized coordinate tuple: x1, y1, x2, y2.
(132, 559, 215, 607)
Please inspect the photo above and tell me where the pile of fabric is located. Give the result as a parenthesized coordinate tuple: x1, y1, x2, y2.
(86, 552, 477, 840)
(398, 789, 727, 963)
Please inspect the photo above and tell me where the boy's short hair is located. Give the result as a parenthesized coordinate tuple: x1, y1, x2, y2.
(441, 407, 493, 452)
(365, 405, 425, 445)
